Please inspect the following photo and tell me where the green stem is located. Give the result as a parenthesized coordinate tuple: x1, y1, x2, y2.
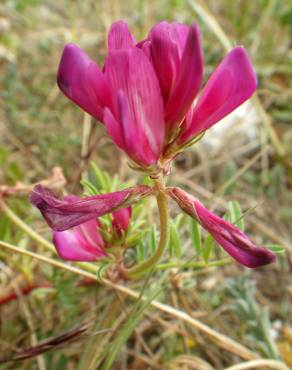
(156, 258, 230, 270)
(125, 181, 170, 279)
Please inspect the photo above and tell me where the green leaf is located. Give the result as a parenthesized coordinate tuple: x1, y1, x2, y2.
(126, 230, 147, 247)
(136, 241, 145, 262)
(202, 235, 214, 263)
(110, 174, 119, 192)
(169, 221, 182, 258)
(265, 244, 285, 254)
(91, 162, 111, 192)
(227, 200, 245, 230)
(55, 355, 68, 370)
(189, 218, 201, 254)
(80, 179, 99, 196)
(148, 225, 157, 254)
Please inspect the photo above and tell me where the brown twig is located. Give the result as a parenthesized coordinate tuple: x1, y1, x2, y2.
(0, 166, 66, 197)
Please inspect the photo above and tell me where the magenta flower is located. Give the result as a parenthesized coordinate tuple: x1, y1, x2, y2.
(53, 219, 107, 261)
(176, 47, 257, 145)
(57, 20, 256, 169)
(30, 20, 271, 272)
(139, 21, 203, 131)
(53, 205, 132, 261)
(58, 43, 165, 168)
(112, 207, 132, 235)
(168, 187, 276, 268)
(30, 184, 152, 231)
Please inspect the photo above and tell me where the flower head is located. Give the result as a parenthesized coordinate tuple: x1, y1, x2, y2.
(57, 20, 256, 171)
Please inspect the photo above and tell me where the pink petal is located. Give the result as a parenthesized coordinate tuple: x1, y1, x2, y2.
(108, 20, 136, 50)
(117, 90, 158, 166)
(168, 187, 276, 268)
(53, 220, 107, 262)
(136, 39, 153, 61)
(75, 219, 105, 251)
(57, 44, 112, 122)
(178, 47, 257, 144)
(112, 206, 132, 234)
(103, 107, 125, 149)
(165, 24, 203, 128)
(104, 48, 165, 166)
(149, 22, 189, 103)
(30, 185, 152, 231)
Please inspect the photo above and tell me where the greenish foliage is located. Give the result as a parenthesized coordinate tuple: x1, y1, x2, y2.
(189, 218, 201, 254)
(225, 276, 280, 359)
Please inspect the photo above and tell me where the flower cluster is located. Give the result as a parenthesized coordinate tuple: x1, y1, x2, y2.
(30, 21, 276, 274)
(57, 21, 256, 172)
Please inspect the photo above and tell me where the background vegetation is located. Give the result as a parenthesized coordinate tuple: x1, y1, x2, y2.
(0, 0, 291, 369)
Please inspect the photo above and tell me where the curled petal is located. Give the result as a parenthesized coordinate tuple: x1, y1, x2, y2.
(112, 206, 132, 234)
(30, 184, 152, 231)
(168, 187, 276, 268)
(57, 44, 112, 121)
(53, 219, 107, 261)
(108, 20, 136, 50)
(178, 47, 257, 145)
(104, 48, 165, 166)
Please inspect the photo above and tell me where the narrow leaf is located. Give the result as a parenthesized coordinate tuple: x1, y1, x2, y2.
(91, 162, 111, 191)
(80, 179, 99, 196)
(203, 234, 214, 263)
(169, 221, 182, 258)
(189, 218, 201, 254)
(265, 244, 285, 254)
(136, 241, 145, 262)
(148, 225, 157, 254)
(228, 200, 245, 230)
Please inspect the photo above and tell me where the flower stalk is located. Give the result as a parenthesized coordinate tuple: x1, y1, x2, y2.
(124, 178, 170, 279)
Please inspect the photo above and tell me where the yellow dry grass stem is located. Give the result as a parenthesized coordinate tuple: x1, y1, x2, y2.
(0, 239, 257, 362)
(0, 201, 287, 366)
(225, 359, 290, 370)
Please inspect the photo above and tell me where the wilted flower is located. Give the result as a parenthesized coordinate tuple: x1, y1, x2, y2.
(57, 20, 256, 171)
(168, 187, 276, 268)
(30, 184, 151, 231)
